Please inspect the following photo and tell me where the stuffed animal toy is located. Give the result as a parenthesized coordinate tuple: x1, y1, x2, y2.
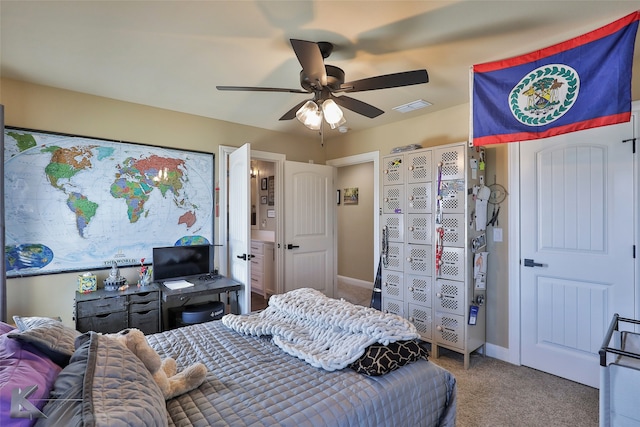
(104, 328, 207, 400)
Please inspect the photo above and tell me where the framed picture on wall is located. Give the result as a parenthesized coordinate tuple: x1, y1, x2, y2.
(268, 176, 275, 206)
(344, 187, 359, 205)
(261, 196, 267, 204)
(261, 177, 268, 190)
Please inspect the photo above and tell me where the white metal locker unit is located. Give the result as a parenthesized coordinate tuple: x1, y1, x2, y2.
(381, 142, 487, 368)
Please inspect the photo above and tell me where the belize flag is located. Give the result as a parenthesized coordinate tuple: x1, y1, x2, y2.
(471, 10, 640, 146)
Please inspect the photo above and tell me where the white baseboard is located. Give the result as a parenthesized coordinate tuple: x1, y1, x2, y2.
(485, 343, 517, 365)
(337, 275, 373, 289)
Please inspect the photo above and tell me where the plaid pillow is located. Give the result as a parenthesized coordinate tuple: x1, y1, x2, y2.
(349, 339, 429, 376)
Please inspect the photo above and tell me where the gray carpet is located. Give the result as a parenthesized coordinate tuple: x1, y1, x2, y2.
(336, 281, 373, 307)
(430, 348, 599, 427)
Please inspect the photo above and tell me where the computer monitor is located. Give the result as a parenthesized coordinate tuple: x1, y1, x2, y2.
(152, 244, 212, 283)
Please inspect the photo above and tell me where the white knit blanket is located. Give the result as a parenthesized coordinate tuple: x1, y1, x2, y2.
(222, 288, 419, 371)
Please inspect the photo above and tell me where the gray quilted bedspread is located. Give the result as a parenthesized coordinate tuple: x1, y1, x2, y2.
(146, 320, 457, 427)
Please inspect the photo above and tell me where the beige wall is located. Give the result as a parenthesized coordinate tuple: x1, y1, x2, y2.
(0, 77, 321, 327)
(1, 77, 510, 350)
(336, 162, 374, 283)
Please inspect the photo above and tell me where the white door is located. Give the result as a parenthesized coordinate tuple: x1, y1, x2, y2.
(228, 143, 251, 313)
(284, 161, 335, 297)
(520, 121, 635, 387)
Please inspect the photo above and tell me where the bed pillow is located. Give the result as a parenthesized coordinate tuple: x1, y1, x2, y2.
(9, 316, 80, 367)
(0, 320, 16, 334)
(0, 333, 63, 427)
(349, 339, 429, 376)
(36, 332, 167, 427)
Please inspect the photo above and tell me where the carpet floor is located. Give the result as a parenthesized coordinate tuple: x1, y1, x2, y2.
(430, 347, 598, 427)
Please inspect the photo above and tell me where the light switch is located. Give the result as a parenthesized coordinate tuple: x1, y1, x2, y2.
(493, 227, 503, 242)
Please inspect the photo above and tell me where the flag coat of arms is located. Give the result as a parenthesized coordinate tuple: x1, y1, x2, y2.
(471, 10, 640, 146)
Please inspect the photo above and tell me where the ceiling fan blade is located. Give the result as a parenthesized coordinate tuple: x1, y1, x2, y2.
(216, 85, 308, 94)
(332, 95, 384, 119)
(290, 39, 327, 87)
(340, 69, 429, 93)
(279, 99, 310, 121)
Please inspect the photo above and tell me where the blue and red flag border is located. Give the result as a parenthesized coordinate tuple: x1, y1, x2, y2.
(471, 10, 640, 146)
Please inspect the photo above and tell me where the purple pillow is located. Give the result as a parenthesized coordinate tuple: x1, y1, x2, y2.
(0, 321, 15, 335)
(0, 334, 62, 427)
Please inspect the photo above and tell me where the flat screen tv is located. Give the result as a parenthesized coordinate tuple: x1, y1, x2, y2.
(152, 244, 212, 283)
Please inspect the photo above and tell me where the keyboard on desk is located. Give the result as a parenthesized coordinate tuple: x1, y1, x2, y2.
(197, 273, 222, 282)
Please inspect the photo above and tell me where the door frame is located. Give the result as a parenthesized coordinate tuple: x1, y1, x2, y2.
(507, 101, 640, 366)
(218, 146, 285, 296)
(326, 151, 380, 280)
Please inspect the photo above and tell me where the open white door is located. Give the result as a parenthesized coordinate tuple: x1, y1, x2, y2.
(228, 143, 251, 313)
(520, 121, 635, 388)
(283, 161, 335, 297)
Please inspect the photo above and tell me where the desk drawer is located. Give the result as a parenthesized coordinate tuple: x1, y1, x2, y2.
(130, 309, 160, 335)
(129, 299, 158, 313)
(77, 311, 127, 333)
(77, 296, 126, 317)
(129, 291, 158, 304)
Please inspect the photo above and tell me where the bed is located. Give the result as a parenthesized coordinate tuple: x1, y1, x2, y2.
(1, 290, 457, 427)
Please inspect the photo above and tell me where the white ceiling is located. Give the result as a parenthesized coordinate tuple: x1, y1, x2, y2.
(2, 1, 639, 140)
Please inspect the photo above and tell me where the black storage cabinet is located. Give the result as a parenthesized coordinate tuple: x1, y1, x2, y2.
(75, 285, 161, 334)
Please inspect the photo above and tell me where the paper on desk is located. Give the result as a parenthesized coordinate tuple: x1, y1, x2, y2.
(163, 279, 194, 290)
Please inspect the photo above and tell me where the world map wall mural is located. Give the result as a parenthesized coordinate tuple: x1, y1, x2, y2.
(4, 127, 214, 277)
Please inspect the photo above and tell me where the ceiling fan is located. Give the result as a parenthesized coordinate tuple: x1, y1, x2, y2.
(216, 39, 429, 130)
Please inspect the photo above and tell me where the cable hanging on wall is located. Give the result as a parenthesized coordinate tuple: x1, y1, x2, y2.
(487, 175, 507, 227)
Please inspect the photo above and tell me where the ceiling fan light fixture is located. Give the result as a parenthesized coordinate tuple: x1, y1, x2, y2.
(321, 99, 346, 129)
(296, 100, 322, 130)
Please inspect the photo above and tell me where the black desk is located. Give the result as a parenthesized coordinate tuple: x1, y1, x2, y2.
(159, 276, 243, 330)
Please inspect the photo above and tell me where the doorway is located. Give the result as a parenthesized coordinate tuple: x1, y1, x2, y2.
(327, 152, 380, 299)
(250, 159, 276, 311)
(218, 146, 285, 313)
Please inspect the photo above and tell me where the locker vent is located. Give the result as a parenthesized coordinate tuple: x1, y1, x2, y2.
(440, 151, 460, 176)
(410, 156, 429, 181)
(410, 191, 429, 210)
(386, 301, 402, 315)
(442, 316, 459, 329)
(385, 273, 402, 286)
(386, 188, 401, 211)
(441, 282, 459, 296)
(440, 296, 458, 311)
(441, 330, 459, 344)
(385, 283, 401, 298)
(411, 289, 429, 304)
(386, 217, 401, 240)
(442, 198, 459, 210)
(384, 159, 402, 183)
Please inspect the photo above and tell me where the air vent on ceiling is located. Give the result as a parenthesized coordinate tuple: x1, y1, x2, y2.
(392, 99, 432, 113)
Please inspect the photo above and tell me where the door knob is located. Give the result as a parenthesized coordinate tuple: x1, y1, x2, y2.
(287, 244, 300, 250)
(523, 258, 544, 267)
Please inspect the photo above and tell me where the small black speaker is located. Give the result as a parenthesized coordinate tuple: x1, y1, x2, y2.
(181, 301, 225, 324)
